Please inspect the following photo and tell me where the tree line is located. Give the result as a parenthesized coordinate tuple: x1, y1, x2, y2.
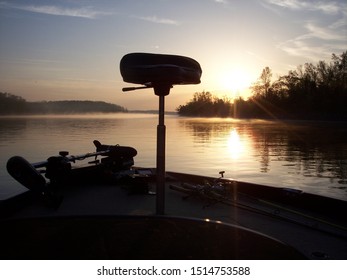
(0, 93, 127, 114)
(177, 51, 347, 120)
(176, 91, 232, 117)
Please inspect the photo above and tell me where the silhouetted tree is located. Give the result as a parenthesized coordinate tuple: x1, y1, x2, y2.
(250, 66, 272, 98)
(248, 51, 347, 120)
(177, 91, 232, 117)
(176, 51, 347, 120)
(0, 92, 27, 114)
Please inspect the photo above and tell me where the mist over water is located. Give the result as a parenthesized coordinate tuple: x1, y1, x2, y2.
(0, 114, 346, 201)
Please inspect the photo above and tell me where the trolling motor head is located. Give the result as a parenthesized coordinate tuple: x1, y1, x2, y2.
(120, 53, 202, 95)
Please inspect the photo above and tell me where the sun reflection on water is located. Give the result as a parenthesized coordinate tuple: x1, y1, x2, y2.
(227, 128, 244, 159)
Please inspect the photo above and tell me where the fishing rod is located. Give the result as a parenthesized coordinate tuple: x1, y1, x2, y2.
(170, 179, 347, 239)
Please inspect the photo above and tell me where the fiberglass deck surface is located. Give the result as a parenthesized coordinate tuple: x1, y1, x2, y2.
(5, 178, 346, 260)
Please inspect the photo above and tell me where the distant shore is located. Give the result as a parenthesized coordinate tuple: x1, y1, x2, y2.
(1, 93, 127, 115)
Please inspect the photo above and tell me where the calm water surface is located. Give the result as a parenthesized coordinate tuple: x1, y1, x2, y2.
(1, 113, 346, 201)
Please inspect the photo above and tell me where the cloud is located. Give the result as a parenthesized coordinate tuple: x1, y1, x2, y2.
(278, 39, 329, 61)
(264, 0, 341, 14)
(304, 22, 346, 41)
(135, 15, 180, 25)
(277, 21, 346, 61)
(0, 2, 110, 19)
(213, 0, 228, 4)
(264, 0, 347, 61)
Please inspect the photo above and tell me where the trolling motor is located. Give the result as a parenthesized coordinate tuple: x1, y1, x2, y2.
(120, 53, 202, 214)
(6, 140, 137, 192)
(43, 141, 137, 184)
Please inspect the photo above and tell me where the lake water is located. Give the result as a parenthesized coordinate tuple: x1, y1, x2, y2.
(1, 113, 347, 201)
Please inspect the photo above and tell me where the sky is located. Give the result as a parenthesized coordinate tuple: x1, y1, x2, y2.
(0, 0, 346, 111)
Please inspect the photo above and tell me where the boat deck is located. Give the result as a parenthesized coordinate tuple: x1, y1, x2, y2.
(1, 169, 346, 259)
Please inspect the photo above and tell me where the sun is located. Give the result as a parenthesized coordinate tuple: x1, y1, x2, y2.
(220, 68, 252, 94)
